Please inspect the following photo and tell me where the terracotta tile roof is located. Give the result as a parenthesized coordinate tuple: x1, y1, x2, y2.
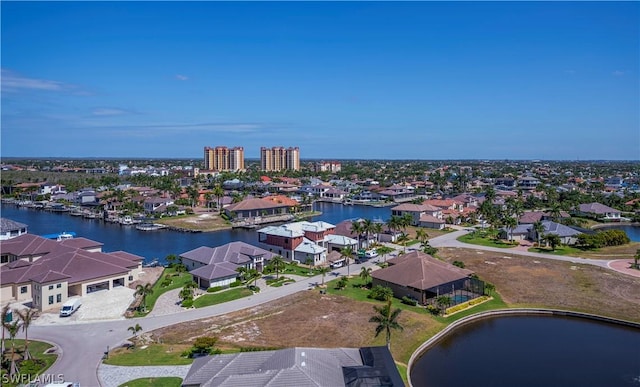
(391, 203, 440, 213)
(262, 195, 299, 207)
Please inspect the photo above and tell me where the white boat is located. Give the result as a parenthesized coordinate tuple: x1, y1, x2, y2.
(136, 223, 165, 231)
(119, 215, 134, 225)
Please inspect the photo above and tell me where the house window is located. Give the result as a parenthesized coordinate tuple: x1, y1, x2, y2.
(48, 285, 54, 290)
(56, 294, 62, 303)
(56, 283, 62, 288)
(48, 295, 54, 305)
(128, 275, 133, 281)
(20, 286, 28, 294)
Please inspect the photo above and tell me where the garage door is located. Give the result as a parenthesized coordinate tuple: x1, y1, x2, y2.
(86, 281, 109, 294)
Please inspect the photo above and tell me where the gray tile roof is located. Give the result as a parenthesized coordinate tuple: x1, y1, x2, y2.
(181, 242, 275, 282)
(0, 218, 27, 233)
(578, 202, 620, 215)
(183, 347, 401, 387)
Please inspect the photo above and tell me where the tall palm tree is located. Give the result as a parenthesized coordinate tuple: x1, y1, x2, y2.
(372, 222, 383, 243)
(213, 184, 224, 212)
(1, 304, 9, 355)
(340, 246, 354, 277)
(359, 267, 372, 284)
(396, 232, 410, 254)
(504, 216, 517, 242)
(362, 218, 374, 248)
(633, 249, 640, 270)
(6, 320, 20, 377)
(350, 221, 364, 250)
(135, 283, 153, 312)
(15, 308, 38, 360)
(533, 221, 545, 247)
(369, 298, 404, 349)
(270, 256, 285, 280)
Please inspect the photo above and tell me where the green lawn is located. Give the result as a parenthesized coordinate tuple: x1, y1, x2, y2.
(266, 277, 296, 287)
(104, 344, 193, 366)
(134, 267, 194, 317)
(458, 233, 517, 248)
(119, 377, 183, 387)
(193, 288, 253, 308)
(281, 263, 316, 277)
(0, 340, 58, 387)
(528, 246, 585, 256)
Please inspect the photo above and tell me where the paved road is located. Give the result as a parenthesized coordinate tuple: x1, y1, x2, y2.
(21, 232, 636, 386)
(25, 259, 376, 387)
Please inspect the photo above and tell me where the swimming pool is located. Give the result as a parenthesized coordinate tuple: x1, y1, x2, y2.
(452, 295, 471, 304)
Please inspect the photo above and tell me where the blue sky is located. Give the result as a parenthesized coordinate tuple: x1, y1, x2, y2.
(2, 2, 638, 160)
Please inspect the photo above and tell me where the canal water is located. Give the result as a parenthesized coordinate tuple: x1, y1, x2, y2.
(1, 202, 390, 264)
(606, 225, 640, 242)
(410, 315, 640, 386)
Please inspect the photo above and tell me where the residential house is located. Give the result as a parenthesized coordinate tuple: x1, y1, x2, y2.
(391, 203, 445, 230)
(224, 198, 294, 222)
(257, 221, 340, 265)
(333, 219, 378, 248)
(371, 251, 483, 306)
(377, 184, 415, 202)
(530, 220, 583, 245)
(143, 197, 175, 215)
(1, 234, 143, 311)
(180, 242, 275, 289)
(575, 202, 622, 221)
(517, 176, 540, 190)
(181, 346, 404, 387)
(0, 218, 28, 241)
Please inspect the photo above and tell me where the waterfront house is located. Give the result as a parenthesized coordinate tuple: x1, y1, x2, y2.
(371, 251, 482, 306)
(180, 242, 275, 289)
(0, 234, 143, 311)
(391, 203, 445, 230)
(0, 218, 28, 241)
(143, 197, 175, 214)
(224, 197, 294, 223)
(181, 346, 403, 387)
(257, 221, 340, 265)
(575, 202, 622, 222)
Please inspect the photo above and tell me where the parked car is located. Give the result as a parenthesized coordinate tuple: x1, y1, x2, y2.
(365, 250, 379, 258)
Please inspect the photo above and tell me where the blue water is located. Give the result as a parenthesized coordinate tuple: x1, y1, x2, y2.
(411, 315, 640, 386)
(0, 202, 391, 264)
(606, 225, 640, 242)
(452, 295, 470, 304)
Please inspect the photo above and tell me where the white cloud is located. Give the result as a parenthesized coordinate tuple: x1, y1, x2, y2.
(176, 74, 189, 81)
(92, 108, 131, 116)
(1, 68, 77, 92)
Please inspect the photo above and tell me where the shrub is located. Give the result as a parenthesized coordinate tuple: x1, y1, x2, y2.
(452, 261, 465, 268)
(160, 278, 172, 288)
(368, 285, 393, 301)
(401, 296, 417, 306)
(181, 299, 193, 308)
(248, 285, 260, 293)
(229, 280, 242, 288)
(207, 286, 223, 293)
(426, 304, 440, 315)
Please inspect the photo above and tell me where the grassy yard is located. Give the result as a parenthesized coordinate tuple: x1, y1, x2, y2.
(134, 267, 193, 317)
(192, 288, 253, 308)
(0, 340, 58, 387)
(528, 245, 584, 256)
(458, 232, 517, 248)
(119, 377, 183, 387)
(281, 263, 316, 277)
(104, 344, 193, 366)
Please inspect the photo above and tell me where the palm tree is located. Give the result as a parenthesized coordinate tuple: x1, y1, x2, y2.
(503, 216, 517, 242)
(350, 221, 364, 250)
(6, 319, 20, 377)
(415, 228, 429, 246)
(376, 246, 394, 263)
(533, 221, 545, 247)
(633, 249, 640, 270)
(213, 184, 224, 212)
(317, 266, 331, 286)
(1, 304, 9, 355)
(15, 308, 38, 360)
(135, 283, 153, 312)
(396, 232, 410, 254)
(236, 267, 247, 282)
(369, 298, 404, 349)
(362, 218, 374, 248)
(372, 222, 383, 243)
(128, 323, 142, 338)
(270, 256, 285, 280)
(359, 267, 372, 284)
(340, 246, 354, 277)
(544, 233, 561, 250)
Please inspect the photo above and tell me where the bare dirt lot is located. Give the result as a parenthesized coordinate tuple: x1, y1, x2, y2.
(155, 212, 231, 232)
(149, 246, 640, 364)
